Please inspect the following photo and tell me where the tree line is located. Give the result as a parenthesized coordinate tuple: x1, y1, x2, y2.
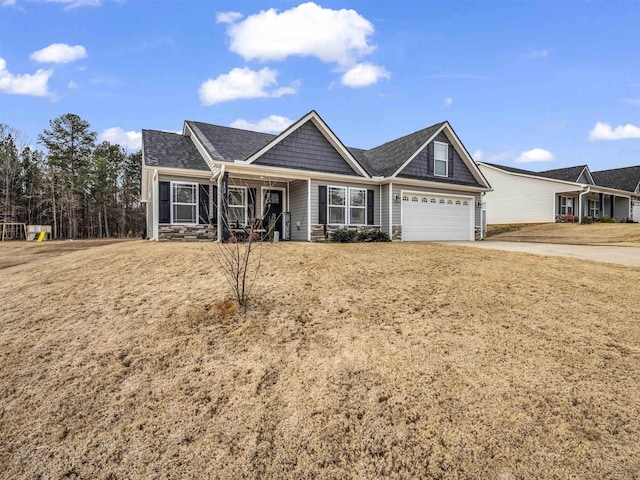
(0, 113, 144, 239)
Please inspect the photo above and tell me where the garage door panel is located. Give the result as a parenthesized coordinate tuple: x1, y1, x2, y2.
(633, 201, 640, 222)
(402, 193, 473, 241)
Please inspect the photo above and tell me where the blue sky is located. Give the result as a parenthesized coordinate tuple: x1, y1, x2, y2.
(1, 0, 639, 171)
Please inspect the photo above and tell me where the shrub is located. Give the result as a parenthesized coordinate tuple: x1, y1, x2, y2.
(581, 216, 593, 224)
(332, 229, 359, 243)
(596, 216, 615, 223)
(357, 230, 391, 242)
(331, 229, 391, 243)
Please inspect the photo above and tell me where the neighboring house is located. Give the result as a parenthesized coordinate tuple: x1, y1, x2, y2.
(478, 162, 640, 224)
(592, 166, 640, 222)
(141, 110, 492, 242)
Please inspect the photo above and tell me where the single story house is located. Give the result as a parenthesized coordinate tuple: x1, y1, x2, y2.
(141, 110, 492, 242)
(592, 166, 640, 221)
(477, 162, 640, 224)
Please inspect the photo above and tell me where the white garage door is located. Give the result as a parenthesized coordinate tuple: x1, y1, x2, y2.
(633, 201, 640, 222)
(402, 192, 474, 241)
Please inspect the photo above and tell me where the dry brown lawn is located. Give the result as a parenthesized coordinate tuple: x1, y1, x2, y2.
(488, 223, 640, 246)
(1, 240, 640, 479)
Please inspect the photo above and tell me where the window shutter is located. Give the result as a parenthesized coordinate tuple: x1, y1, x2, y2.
(159, 181, 170, 223)
(199, 184, 210, 224)
(248, 187, 257, 221)
(211, 186, 218, 225)
(367, 189, 374, 225)
(427, 143, 434, 175)
(319, 185, 327, 224)
(448, 144, 454, 177)
(557, 196, 562, 214)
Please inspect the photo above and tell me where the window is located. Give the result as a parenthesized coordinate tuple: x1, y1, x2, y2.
(349, 188, 366, 225)
(439, 199, 445, 204)
(463, 201, 469, 206)
(456, 200, 461, 205)
(328, 186, 346, 224)
(430, 198, 436, 203)
(422, 198, 428, 203)
(228, 187, 247, 226)
(588, 199, 599, 218)
(402, 195, 409, 201)
(172, 182, 197, 223)
(434, 142, 448, 177)
(412, 196, 418, 202)
(447, 199, 453, 205)
(560, 196, 574, 215)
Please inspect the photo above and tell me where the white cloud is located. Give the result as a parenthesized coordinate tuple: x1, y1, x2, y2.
(623, 98, 640, 107)
(198, 67, 296, 106)
(230, 115, 293, 133)
(473, 149, 514, 163)
(216, 11, 243, 24)
(340, 63, 389, 88)
(39, 0, 103, 9)
(225, 2, 375, 67)
(515, 148, 554, 163)
(443, 97, 453, 107)
(30, 43, 87, 64)
(98, 127, 142, 151)
(0, 57, 52, 96)
(2, 0, 16, 6)
(67, 80, 78, 89)
(589, 121, 640, 141)
(528, 49, 549, 58)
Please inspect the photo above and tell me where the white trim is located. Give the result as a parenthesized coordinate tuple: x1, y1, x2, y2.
(170, 181, 199, 225)
(244, 111, 371, 178)
(227, 185, 248, 226)
(379, 184, 382, 229)
(348, 187, 367, 226)
(307, 178, 312, 241)
(433, 141, 449, 177)
(327, 185, 348, 225)
(390, 124, 445, 178)
(579, 166, 596, 185)
(183, 122, 218, 171)
(152, 169, 159, 241)
(388, 182, 393, 235)
(400, 189, 475, 242)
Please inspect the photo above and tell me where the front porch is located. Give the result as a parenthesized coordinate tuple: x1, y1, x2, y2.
(555, 189, 632, 223)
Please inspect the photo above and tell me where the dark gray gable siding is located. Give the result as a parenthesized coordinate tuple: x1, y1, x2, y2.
(397, 132, 483, 187)
(254, 121, 361, 176)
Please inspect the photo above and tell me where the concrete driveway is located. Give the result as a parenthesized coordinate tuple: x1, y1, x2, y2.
(445, 241, 640, 267)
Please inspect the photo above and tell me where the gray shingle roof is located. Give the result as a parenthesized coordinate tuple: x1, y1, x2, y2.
(592, 166, 640, 193)
(142, 129, 209, 171)
(481, 162, 538, 176)
(537, 165, 588, 182)
(186, 121, 275, 162)
(146, 115, 481, 183)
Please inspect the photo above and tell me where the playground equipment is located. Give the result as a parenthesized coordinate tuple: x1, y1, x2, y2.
(26, 225, 52, 242)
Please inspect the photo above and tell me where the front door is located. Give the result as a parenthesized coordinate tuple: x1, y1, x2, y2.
(264, 190, 283, 239)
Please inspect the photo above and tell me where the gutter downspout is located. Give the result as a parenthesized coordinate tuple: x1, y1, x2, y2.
(480, 192, 486, 240)
(579, 186, 590, 223)
(217, 164, 225, 242)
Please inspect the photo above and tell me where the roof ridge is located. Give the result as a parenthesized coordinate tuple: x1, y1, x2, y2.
(366, 121, 446, 153)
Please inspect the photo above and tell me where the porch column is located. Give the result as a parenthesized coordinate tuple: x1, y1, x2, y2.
(610, 195, 615, 218)
(599, 192, 604, 218)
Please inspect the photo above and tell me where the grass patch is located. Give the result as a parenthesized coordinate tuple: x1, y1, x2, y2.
(1, 240, 639, 478)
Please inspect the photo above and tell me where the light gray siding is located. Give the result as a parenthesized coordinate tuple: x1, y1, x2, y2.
(310, 179, 379, 225)
(289, 180, 308, 241)
(380, 183, 390, 234)
(397, 131, 482, 187)
(391, 183, 482, 228)
(254, 121, 361, 177)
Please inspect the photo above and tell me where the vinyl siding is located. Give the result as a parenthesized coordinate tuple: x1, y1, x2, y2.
(397, 131, 482, 187)
(576, 170, 592, 184)
(254, 121, 361, 176)
(289, 180, 308, 241)
(380, 183, 390, 234)
(391, 184, 482, 228)
(479, 166, 577, 224)
(310, 179, 379, 225)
